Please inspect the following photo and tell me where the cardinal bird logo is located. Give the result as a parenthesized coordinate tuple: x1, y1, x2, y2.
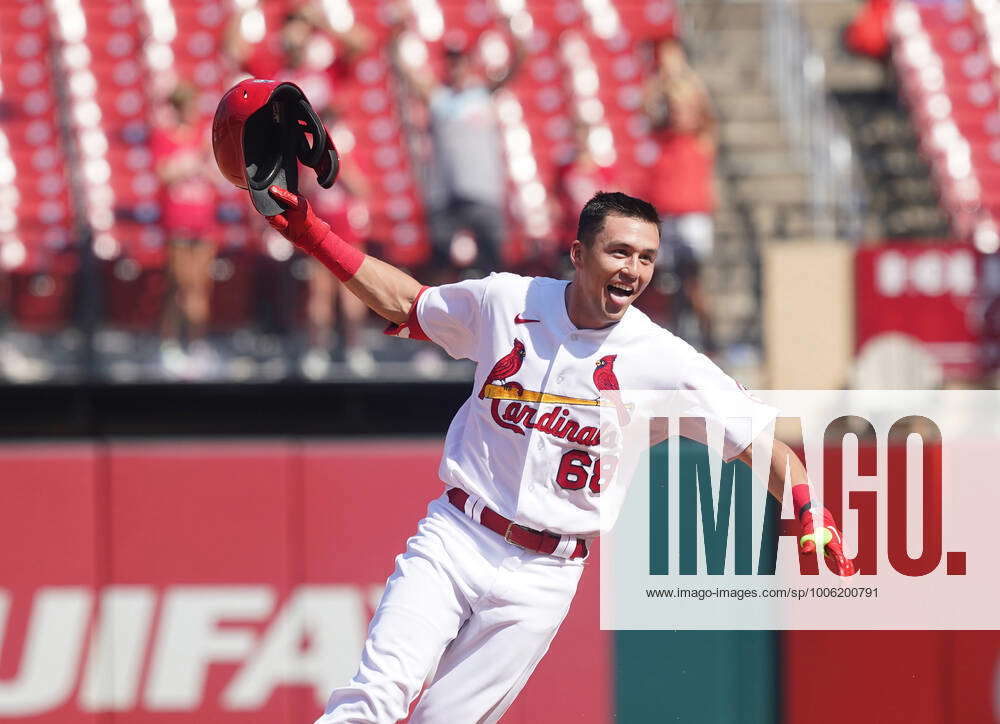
(593, 355, 619, 391)
(593, 354, 630, 425)
(479, 339, 526, 399)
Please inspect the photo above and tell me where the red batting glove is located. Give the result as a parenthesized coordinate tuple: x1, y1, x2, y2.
(265, 186, 331, 252)
(265, 185, 365, 282)
(799, 506, 855, 577)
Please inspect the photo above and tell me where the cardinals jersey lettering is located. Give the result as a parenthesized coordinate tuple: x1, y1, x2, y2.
(405, 272, 776, 537)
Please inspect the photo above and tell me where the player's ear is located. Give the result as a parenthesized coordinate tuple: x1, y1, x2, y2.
(569, 239, 583, 268)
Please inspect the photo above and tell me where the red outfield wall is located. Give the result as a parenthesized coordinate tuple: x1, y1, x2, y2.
(785, 631, 1000, 723)
(0, 441, 611, 723)
(784, 441, 1000, 723)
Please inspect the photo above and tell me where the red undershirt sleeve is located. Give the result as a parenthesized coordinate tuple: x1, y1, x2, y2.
(383, 285, 431, 341)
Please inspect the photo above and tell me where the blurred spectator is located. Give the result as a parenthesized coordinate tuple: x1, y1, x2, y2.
(844, 0, 892, 60)
(299, 110, 375, 379)
(556, 119, 617, 253)
(226, 4, 376, 377)
(391, 13, 526, 280)
(644, 36, 717, 355)
(224, 4, 371, 85)
(151, 82, 218, 378)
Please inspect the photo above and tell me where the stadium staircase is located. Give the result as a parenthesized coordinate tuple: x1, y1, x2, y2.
(799, 0, 950, 239)
(681, 0, 965, 376)
(804, 0, 1000, 249)
(888, 0, 1000, 248)
(680, 0, 814, 376)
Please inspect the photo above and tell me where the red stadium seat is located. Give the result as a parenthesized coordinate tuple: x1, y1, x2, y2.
(613, 0, 676, 40)
(8, 264, 77, 331)
(890, 0, 1000, 239)
(172, 4, 227, 35)
(101, 260, 168, 330)
(83, 30, 143, 61)
(0, 2, 48, 32)
(209, 250, 256, 331)
(0, 0, 702, 336)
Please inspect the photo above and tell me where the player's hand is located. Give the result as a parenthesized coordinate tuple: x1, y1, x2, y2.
(266, 186, 330, 250)
(798, 506, 854, 577)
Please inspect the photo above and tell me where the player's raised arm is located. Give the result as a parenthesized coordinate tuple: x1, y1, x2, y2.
(266, 186, 423, 324)
(736, 439, 854, 576)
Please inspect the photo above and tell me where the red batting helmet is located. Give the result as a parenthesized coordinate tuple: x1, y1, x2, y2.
(212, 78, 339, 216)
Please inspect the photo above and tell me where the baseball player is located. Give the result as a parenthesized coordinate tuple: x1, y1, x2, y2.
(263, 186, 853, 723)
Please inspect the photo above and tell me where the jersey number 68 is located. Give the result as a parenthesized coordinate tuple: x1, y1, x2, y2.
(555, 450, 618, 495)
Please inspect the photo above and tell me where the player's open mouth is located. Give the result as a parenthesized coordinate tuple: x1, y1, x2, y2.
(606, 284, 633, 300)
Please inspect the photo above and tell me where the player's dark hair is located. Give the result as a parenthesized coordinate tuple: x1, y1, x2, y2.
(576, 192, 661, 246)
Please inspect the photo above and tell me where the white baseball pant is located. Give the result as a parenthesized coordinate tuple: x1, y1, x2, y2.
(315, 494, 586, 724)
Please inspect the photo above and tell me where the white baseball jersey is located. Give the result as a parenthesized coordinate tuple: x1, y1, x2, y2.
(322, 271, 776, 724)
(391, 272, 775, 538)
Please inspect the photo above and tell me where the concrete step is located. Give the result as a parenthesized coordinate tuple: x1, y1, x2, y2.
(704, 262, 754, 288)
(875, 147, 930, 177)
(693, 29, 764, 64)
(698, 62, 768, 91)
(709, 27, 763, 46)
(714, 227, 754, 248)
(713, 225, 753, 247)
(710, 290, 758, 321)
(720, 119, 789, 149)
(807, 24, 846, 53)
(882, 176, 939, 202)
(853, 116, 918, 146)
(799, 1, 858, 30)
(718, 201, 817, 239)
(802, 2, 888, 91)
(883, 205, 952, 238)
(725, 149, 801, 175)
(825, 62, 888, 93)
(712, 92, 780, 123)
(709, 221, 747, 244)
(712, 211, 748, 238)
(704, 271, 756, 299)
(705, 272, 755, 300)
(711, 242, 757, 268)
(766, 202, 819, 238)
(696, 1, 763, 29)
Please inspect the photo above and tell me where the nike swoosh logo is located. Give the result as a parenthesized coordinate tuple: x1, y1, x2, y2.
(514, 314, 541, 324)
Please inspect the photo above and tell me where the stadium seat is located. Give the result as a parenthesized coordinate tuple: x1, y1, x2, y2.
(889, 0, 1000, 241)
(209, 249, 257, 331)
(0, 0, 83, 335)
(0, 0, 698, 347)
(7, 264, 77, 331)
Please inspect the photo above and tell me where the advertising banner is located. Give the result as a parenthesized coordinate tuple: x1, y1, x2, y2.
(855, 244, 980, 379)
(0, 441, 610, 723)
(0, 445, 101, 724)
